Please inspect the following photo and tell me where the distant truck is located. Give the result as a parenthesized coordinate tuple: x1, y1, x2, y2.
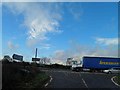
(72, 56, 120, 72)
(83, 56, 120, 72)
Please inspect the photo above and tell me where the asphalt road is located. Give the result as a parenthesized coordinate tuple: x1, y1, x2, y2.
(43, 69, 120, 89)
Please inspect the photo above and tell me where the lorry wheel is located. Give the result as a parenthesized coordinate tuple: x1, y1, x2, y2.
(76, 69, 80, 72)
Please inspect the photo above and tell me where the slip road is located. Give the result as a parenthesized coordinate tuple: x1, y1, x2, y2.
(43, 69, 120, 89)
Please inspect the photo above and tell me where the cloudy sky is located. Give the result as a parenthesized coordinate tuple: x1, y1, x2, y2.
(2, 2, 118, 64)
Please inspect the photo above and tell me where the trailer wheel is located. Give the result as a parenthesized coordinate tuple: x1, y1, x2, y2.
(76, 68, 80, 72)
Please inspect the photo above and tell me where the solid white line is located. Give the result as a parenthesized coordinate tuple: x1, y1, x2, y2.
(111, 76, 120, 87)
(82, 78, 88, 88)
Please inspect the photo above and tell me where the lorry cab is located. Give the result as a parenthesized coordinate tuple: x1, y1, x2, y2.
(71, 64, 82, 71)
(71, 60, 83, 72)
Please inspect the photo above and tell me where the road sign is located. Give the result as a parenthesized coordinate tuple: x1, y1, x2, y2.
(32, 58, 40, 61)
(12, 54, 23, 61)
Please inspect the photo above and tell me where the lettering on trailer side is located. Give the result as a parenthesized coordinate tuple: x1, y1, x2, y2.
(99, 60, 120, 65)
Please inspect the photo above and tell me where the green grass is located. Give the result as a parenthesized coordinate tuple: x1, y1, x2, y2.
(2, 59, 50, 89)
(114, 75, 120, 85)
(17, 72, 50, 89)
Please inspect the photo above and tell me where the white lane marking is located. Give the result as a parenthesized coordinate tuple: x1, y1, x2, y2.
(68, 71, 79, 73)
(44, 76, 53, 87)
(50, 76, 53, 82)
(44, 83, 48, 87)
(82, 78, 88, 88)
(111, 76, 120, 87)
(79, 73, 88, 88)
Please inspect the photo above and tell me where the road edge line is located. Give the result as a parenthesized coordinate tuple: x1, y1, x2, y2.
(44, 76, 53, 87)
(111, 76, 120, 87)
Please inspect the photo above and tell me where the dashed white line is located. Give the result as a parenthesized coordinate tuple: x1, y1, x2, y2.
(44, 83, 48, 87)
(111, 76, 120, 87)
(50, 76, 53, 82)
(79, 73, 88, 88)
(82, 78, 88, 88)
(44, 76, 53, 87)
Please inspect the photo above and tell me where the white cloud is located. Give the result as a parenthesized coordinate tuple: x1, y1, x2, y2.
(51, 41, 118, 64)
(53, 50, 66, 60)
(39, 43, 51, 49)
(0, 53, 2, 60)
(7, 41, 19, 49)
(4, 2, 84, 48)
(51, 50, 67, 64)
(67, 3, 83, 20)
(4, 2, 62, 47)
(96, 37, 118, 46)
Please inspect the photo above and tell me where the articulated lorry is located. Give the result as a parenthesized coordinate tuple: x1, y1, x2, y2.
(72, 56, 120, 72)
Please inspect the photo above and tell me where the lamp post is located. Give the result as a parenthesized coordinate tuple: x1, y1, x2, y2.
(35, 48, 37, 58)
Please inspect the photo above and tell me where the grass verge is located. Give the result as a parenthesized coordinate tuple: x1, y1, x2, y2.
(2, 59, 50, 89)
(17, 72, 50, 89)
(113, 75, 120, 86)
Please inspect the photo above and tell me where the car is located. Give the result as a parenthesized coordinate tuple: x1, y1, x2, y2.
(103, 67, 120, 74)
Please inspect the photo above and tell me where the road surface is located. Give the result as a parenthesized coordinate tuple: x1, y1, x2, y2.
(43, 69, 120, 89)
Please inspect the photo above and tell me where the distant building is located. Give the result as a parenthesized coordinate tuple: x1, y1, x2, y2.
(66, 57, 72, 66)
(4, 55, 13, 62)
(66, 58, 74, 66)
(39, 57, 50, 65)
(66, 57, 78, 66)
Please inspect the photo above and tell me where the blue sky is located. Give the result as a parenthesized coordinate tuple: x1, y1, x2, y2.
(2, 2, 118, 64)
